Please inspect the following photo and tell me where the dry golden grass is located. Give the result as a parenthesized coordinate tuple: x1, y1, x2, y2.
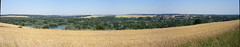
(0, 16, 29, 18)
(0, 20, 239, 47)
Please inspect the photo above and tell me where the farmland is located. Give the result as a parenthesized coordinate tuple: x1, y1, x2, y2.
(1, 0, 239, 47)
(0, 20, 239, 47)
(179, 28, 240, 47)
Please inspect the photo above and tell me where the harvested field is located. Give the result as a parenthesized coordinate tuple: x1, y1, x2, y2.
(0, 20, 239, 47)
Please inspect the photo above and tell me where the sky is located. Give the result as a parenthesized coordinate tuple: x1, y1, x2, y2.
(1, 0, 239, 15)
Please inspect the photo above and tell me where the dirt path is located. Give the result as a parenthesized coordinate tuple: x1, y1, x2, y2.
(0, 20, 239, 47)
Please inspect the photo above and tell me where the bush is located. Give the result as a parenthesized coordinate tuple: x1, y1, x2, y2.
(18, 26, 22, 28)
(194, 19, 202, 24)
(95, 25, 104, 30)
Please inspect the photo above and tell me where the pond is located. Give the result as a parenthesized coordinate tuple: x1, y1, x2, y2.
(25, 25, 65, 30)
(25, 25, 35, 27)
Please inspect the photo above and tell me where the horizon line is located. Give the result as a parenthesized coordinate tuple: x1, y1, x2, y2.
(1, 13, 240, 15)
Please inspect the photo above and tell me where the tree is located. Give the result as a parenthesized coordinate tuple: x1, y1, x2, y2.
(194, 19, 202, 24)
(65, 25, 75, 30)
(95, 25, 104, 30)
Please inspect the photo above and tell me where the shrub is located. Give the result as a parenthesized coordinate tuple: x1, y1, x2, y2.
(194, 19, 202, 24)
(95, 25, 104, 30)
(18, 26, 22, 28)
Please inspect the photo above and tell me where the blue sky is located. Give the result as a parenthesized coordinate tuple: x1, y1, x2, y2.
(1, 0, 239, 15)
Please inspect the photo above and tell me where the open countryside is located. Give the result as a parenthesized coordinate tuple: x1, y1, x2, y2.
(0, 20, 239, 47)
(1, 0, 239, 47)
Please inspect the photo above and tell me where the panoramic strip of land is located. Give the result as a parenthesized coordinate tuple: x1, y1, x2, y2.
(0, 20, 239, 47)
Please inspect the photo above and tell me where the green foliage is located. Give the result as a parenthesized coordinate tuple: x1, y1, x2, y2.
(18, 26, 22, 28)
(65, 24, 75, 30)
(95, 25, 105, 30)
(0, 15, 239, 30)
(194, 19, 201, 24)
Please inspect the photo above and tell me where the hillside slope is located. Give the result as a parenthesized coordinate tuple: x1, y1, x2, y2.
(0, 20, 239, 47)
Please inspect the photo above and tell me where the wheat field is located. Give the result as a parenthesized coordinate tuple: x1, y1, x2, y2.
(0, 20, 239, 47)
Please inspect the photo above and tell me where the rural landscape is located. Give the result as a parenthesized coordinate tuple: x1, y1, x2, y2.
(0, 14, 239, 47)
(0, 14, 239, 30)
(1, 0, 240, 47)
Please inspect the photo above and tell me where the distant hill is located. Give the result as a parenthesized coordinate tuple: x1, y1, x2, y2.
(1, 14, 239, 18)
(0, 14, 58, 18)
(0, 14, 91, 18)
(127, 14, 239, 16)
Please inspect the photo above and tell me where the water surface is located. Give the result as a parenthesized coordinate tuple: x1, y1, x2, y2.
(25, 25, 65, 30)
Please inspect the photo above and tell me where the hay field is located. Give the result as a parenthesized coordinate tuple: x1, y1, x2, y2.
(115, 15, 156, 18)
(0, 16, 29, 18)
(0, 20, 239, 47)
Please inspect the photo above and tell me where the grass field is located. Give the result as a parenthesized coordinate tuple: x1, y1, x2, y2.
(0, 20, 239, 47)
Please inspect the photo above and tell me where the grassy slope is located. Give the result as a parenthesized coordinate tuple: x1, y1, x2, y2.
(179, 27, 240, 47)
(0, 20, 239, 47)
